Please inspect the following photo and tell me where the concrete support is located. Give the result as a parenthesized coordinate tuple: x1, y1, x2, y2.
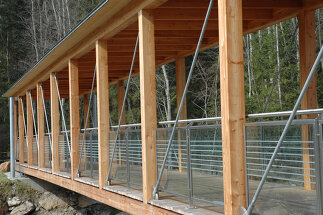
(10, 97, 15, 179)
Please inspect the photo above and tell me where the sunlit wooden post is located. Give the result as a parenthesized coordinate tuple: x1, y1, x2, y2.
(218, 0, 247, 214)
(96, 40, 110, 189)
(26, 91, 33, 166)
(37, 83, 45, 169)
(18, 98, 24, 164)
(50, 73, 60, 173)
(299, 9, 317, 191)
(176, 57, 187, 173)
(138, 9, 157, 203)
(69, 59, 80, 180)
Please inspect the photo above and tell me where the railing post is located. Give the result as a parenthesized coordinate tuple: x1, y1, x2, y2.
(126, 128, 130, 187)
(186, 124, 194, 208)
(314, 117, 323, 214)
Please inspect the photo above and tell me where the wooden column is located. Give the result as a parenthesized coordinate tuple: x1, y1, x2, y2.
(69, 59, 80, 180)
(299, 10, 317, 191)
(26, 91, 33, 166)
(37, 84, 45, 169)
(18, 98, 24, 164)
(14, 100, 17, 160)
(176, 57, 187, 173)
(218, 0, 247, 214)
(96, 40, 109, 189)
(138, 9, 157, 203)
(117, 81, 126, 165)
(50, 73, 60, 172)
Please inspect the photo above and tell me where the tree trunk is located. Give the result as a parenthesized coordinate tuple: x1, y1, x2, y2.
(275, 24, 283, 109)
(161, 65, 171, 126)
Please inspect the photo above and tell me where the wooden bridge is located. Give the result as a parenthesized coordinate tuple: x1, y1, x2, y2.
(4, 0, 323, 214)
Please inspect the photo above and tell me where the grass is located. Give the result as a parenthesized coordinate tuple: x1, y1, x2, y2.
(0, 171, 37, 201)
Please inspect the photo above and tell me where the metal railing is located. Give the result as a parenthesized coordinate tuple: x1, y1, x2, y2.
(32, 135, 38, 166)
(79, 129, 99, 179)
(108, 128, 142, 187)
(154, 111, 322, 213)
(58, 131, 71, 173)
(44, 133, 52, 169)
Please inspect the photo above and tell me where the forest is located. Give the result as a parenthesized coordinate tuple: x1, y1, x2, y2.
(0, 0, 323, 154)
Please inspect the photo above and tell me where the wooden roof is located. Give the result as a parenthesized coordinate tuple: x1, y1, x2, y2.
(4, 0, 323, 98)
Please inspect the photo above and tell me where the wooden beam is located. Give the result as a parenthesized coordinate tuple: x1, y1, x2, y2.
(176, 57, 187, 173)
(96, 40, 110, 189)
(138, 9, 157, 203)
(37, 84, 45, 169)
(69, 59, 80, 180)
(298, 9, 317, 191)
(160, 0, 303, 9)
(50, 73, 60, 172)
(154, 8, 273, 21)
(218, 0, 247, 214)
(16, 165, 177, 215)
(18, 98, 24, 164)
(26, 91, 33, 166)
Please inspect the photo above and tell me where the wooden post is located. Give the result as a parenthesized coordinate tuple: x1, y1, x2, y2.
(138, 9, 157, 203)
(96, 39, 109, 189)
(37, 83, 45, 169)
(299, 10, 317, 191)
(50, 73, 60, 172)
(176, 57, 187, 173)
(26, 91, 33, 166)
(218, 0, 247, 214)
(14, 100, 17, 160)
(69, 59, 80, 180)
(117, 80, 126, 165)
(18, 98, 24, 164)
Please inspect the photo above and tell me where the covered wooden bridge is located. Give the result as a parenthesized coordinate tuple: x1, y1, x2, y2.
(4, 0, 323, 214)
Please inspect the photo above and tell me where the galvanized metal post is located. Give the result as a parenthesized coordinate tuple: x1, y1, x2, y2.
(186, 124, 194, 208)
(314, 117, 323, 214)
(9, 97, 15, 179)
(126, 129, 130, 187)
(244, 126, 249, 206)
(90, 131, 93, 178)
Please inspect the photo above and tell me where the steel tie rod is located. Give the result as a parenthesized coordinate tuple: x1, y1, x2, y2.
(153, 0, 214, 199)
(28, 91, 39, 160)
(40, 84, 53, 157)
(106, 33, 139, 183)
(20, 97, 28, 152)
(77, 65, 97, 176)
(53, 73, 72, 158)
(244, 45, 323, 215)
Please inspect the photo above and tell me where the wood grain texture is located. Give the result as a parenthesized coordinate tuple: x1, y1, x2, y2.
(37, 83, 45, 169)
(298, 9, 317, 191)
(18, 98, 24, 164)
(16, 164, 177, 215)
(138, 9, 157, 203)
(26, 91, 33, 166)
(96, 40, 109, 189)
(50, 73, 60, 172)
(218, 0, 247, 214)
(69, 59, 80, 180)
